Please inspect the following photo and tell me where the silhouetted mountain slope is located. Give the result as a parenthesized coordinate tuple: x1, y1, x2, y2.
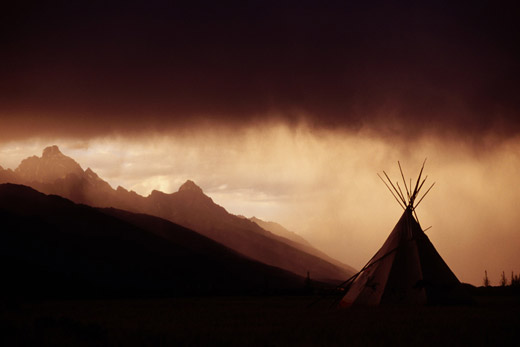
(1, 146, 356, 282)
(250, 216, 357, 274)
(0, 184, 304, 298)
(250, 216, 312, 246)
(142, 184, 355, 281)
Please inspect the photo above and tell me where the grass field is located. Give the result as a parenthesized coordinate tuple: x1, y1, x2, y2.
(1, 295, 519, 346)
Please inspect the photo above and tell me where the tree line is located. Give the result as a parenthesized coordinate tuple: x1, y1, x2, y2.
(483, 270, 520, 287)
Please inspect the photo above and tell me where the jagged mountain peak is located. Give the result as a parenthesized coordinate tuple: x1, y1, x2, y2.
(15, 145, 84, 183)
(42, 145, 63, 157)
(150, 189, 165, 196)
(84, 168, 107, 184)
(85, 167, 97, 177)
(178, 180, 203, 194)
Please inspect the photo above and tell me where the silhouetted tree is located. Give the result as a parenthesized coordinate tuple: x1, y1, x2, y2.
(304, 271, 313, 294)
(500, 271, 507, 286)
(483, 270, 490, 287)
(511, 272, 520, 287)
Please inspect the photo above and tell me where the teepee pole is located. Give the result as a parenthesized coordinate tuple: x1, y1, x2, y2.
(398, 161, 411, 202)
(414, 182, 435, 209)
(383, 171, 407, 206)
(378, 161, 434, 210)
(411, 158, 427, 204)
(413, 209, 420, 225)
(377, 173, 406, 209)
(396, 181, 407, 204)
(416, 176, 428, 196)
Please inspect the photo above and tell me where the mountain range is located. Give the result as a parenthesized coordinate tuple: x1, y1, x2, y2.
(0, 183, 304, 298)
(0, 146, 355, 292)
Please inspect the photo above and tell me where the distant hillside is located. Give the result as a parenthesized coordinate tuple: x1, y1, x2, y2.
(250, 217, 312, 246)
(250, 217, 357, 275)
(0, 183, 305, 298)
(0, 146, 356, 282)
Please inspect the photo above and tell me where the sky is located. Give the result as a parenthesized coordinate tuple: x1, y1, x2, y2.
(1, 1, 519, 285)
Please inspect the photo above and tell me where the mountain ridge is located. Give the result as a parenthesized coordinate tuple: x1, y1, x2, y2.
(0, 145, 355, 282)
(249, 216, 356, 273)
(0, 183, 305, 298)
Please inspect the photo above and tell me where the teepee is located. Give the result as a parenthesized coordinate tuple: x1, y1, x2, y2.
(340, 161, 471, 307)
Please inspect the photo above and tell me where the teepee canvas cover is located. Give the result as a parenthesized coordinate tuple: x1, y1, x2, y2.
(340, 162, 470, 307)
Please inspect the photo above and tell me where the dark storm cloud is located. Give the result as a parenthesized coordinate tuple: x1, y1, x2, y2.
(2, 1, 519, 139)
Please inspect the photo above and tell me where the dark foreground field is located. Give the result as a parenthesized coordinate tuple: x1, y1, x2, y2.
(1, 295, 519, 346)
